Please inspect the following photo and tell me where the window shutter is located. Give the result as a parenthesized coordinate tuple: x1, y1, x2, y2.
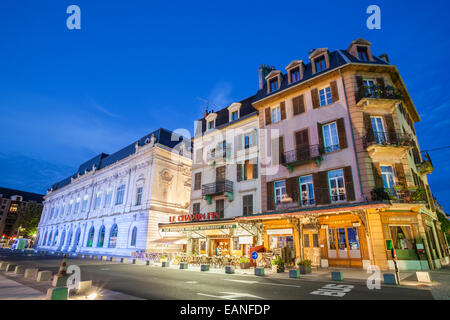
(363, 113, 373, 136)
(293, 95, 305, 115)
(311, 89, 320, 109)
(267, 181, 274, 210)
(313, 171, 330, 205)
(384, 114, 397, 144)
(372, 162, 384, 189)
(280, 101, 286, 120)
(286, 177, 299, 202)
(330, 80, 339, 102)
(343, 166, 355, 201)
(394, 163, 406, 187)
(265, 107, 271, 125)
(376, 77, 386, 90)
(355, 76, 363, 102)
(317, 123, 324, 150)
(295, 129, 309, 146)
(251, 131, 257, 147)
(237, 134, 243, 151)
(237, 164, 242, 182)
(337, 118, 347, 149)
(253, 161, 258, 179)
(279, 136, 284, 161)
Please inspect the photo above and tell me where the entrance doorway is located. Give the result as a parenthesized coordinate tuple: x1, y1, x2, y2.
(303, 230, 320, 267)
(327, 227, 362, 267)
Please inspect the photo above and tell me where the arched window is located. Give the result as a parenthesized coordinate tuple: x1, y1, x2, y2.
(53, 230, 59, 246)
(59, 230, 66, 246)
(43, 231, 48, 246)
(87, 227, 95, 247)
(74, 228, 81, 246)
(97, 226, 105, 248)
(109, 224, 118, 248)
(130, 226, 137, 246)
(47, 231, 53, 246)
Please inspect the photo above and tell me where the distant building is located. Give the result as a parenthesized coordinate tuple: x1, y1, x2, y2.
(36, 128, 192, 256)
(0, 187, 44, 237)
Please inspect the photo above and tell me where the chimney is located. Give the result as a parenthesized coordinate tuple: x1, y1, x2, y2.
(379, 53, 389, 63)
(258, 64, 274, 90)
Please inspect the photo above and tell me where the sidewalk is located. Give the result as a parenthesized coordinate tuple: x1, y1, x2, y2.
(0, 275, 45, 300)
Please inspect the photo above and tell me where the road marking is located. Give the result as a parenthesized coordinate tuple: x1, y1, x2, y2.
(197, 292, 265, 300)
(222, 279, 301, 288)
(100, 268, 110, 271)
(310, 284, 354, 297)
(186, 281, 198, 284)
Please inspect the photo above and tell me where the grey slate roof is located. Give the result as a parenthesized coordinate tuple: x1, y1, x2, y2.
(49, 128, 190, 192)
(0, 187, 44, 203)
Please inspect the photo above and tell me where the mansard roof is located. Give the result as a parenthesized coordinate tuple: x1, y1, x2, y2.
(49, 128, 189, 192)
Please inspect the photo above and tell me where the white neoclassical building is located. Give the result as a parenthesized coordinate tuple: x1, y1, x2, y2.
(36, 128, 192, 256)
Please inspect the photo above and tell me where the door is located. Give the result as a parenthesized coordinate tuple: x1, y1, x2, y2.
(295, 129, 309, 160)
(303, 230, 321, 267)
(370, 116, 387, 144)
(327, 227, 362, 267)
(216, 166, 226, 193)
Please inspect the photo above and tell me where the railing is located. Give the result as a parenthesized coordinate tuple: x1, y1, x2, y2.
(202, 180, 233, 196)
(363, 131, 414, 148)
(416, 152, 434, 175)
(358, 85, 402, 101)
(371, 187, 427, 203)
(207, 147, 230, 162)
(267, 184, 354, 211)
(281, 144, 323, 166)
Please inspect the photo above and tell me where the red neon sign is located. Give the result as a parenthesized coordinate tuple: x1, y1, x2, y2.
(169, 212, 220, 223)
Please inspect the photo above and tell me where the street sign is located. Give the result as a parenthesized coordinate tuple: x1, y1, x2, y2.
(251, 251, 259, 260)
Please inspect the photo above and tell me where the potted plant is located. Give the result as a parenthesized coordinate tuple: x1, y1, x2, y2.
(297, 259, 312, 274)
(240, 257, 251, 269)
(271, 256, 284, 273)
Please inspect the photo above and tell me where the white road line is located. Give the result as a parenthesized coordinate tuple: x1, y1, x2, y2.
(222, 279, 301, 288)
(197, 292, 265, 300)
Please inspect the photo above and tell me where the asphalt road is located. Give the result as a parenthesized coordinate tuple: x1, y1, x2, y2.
(0, 252, 434, 300)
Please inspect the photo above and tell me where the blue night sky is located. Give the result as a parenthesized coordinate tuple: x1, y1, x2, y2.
(0, 1, 449, 210)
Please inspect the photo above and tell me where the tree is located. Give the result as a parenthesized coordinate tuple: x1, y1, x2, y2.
(13, 203, 43, 238)
(436, 208, 450, 242)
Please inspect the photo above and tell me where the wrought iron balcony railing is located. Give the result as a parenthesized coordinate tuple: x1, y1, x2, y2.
(363, 131, 414, 149)
(201, 180, 233, 196)
(370, 187, 427, 203)
(416, 152, 434, 175)
(358, 85, 402, 101)
(281, 145, 323, 169)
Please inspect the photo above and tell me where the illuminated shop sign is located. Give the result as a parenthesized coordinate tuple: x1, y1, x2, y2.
(169, 212, 220, 223)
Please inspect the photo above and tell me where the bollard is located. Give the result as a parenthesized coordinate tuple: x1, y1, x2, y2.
(132, 258, 136, 264)
(120, 257, 126, 263)
(46, 287, 68, 300)
(6, 264, 17, 272)
(331, 271, 344, 281)
(383, 273, 398, 285)
(146, 260, 151, 266)
(200, 264, 209, 271)
(24, 268, 39, 280)
(254, 268, 265, 276)
(225, 266, 235, 274)
(14, 265, 26, 275)
(289, 269, 300, 279)
(37, 271, 53, 282)
(162, 261, 170, 268)
(180, 262, 188, 270)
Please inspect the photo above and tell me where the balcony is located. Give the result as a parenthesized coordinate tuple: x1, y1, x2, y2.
(202, 180, 234, 203)
(356, 85, 402, 112)
(371, 187, 427, 204)
(416, 152, 434, 175)
(281, 145, 324, 172)
(363, 131, 414, 159)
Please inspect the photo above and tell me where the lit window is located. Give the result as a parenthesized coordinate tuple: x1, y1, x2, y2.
(322, 122, 340, 153)
(328, 169, 346, 203)
(94, 192, 102, 209)
(74, 198, 80, 213)
(97, 226, 105, 248)
(319, 87, 332, 106)
(87, 227, 95, 247)
(81, 195, 88, 212)
(269, 78, 279, 92)
(109, 224, 118, 248)
(104, 190, 112, 208)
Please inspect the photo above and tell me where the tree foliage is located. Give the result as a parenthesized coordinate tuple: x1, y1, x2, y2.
(436, 208, 450, 242)
(13, 204, 43, 237)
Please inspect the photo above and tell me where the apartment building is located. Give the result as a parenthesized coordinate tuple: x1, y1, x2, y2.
(236, 39, 449, 270)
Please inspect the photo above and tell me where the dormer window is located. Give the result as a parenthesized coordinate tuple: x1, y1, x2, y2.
(208, 120, 215, 129)
(269, 78, 279, 92)
(231, 111, 239, 121)
(227, 102, 242, 122)
(290, 67, 300, 83)
(357, 46, 369, 61)
(315, 56, 326, 73)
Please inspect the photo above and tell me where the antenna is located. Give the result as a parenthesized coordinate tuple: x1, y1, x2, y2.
(196, 96, 219, 115)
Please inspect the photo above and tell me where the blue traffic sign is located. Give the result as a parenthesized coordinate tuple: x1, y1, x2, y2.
(251, 251, 259, 260)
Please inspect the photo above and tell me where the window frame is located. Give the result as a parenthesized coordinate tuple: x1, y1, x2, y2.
(269, 77, 279, 92)
(319, 86, 332, 107)
(315, 56, 326, 73)
(328, 169, 346, 203)
(242, 194, 253, 216)
(322, 122, 340, 153)
(271, 106, 281, 124)
(274, 180, 287, 204)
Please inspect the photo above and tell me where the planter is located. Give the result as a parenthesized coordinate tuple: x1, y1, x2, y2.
(240, 262, 251, 269)
(180, 262, 188, 269)
(254, 268, 265, 276)
(201, 264, 210, 271)
(289, 269, 300, 279)
(162, 261, 170, 268)
(225, 266, 235, 274)
(299, 265, 311, 274)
